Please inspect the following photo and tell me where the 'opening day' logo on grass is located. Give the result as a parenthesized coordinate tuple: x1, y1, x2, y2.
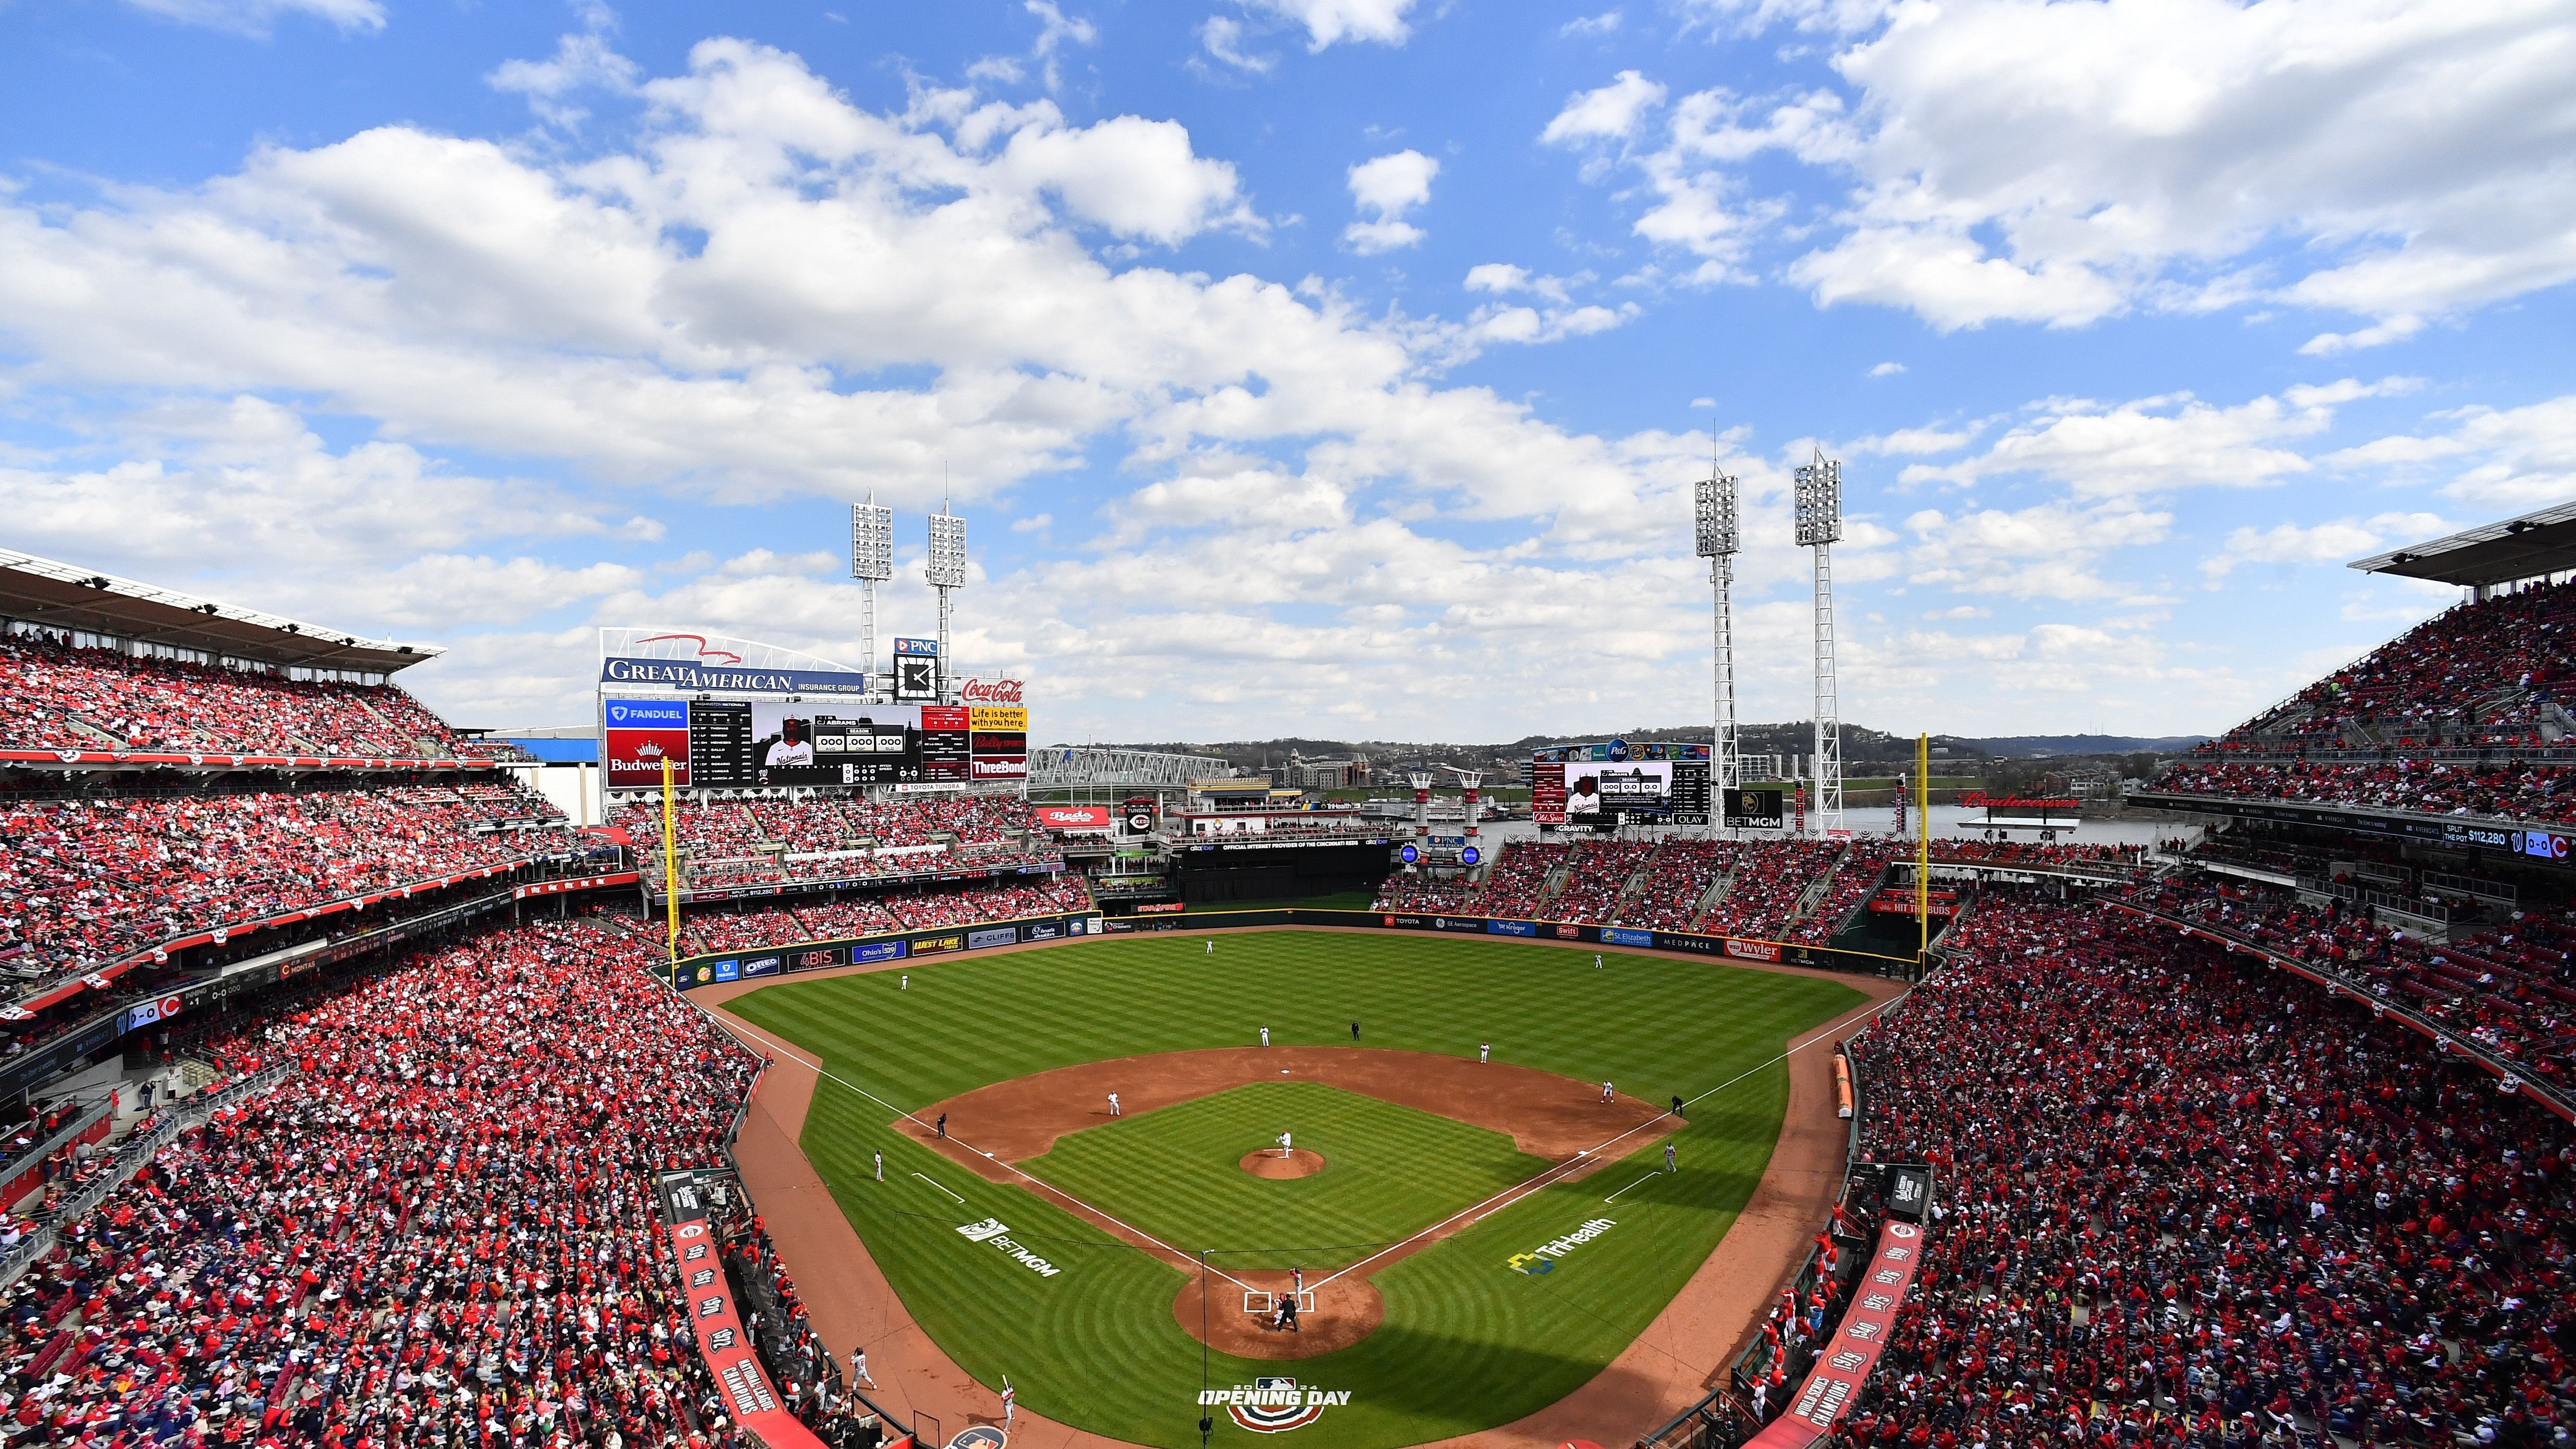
(1199, 1377, 1349, 1433)
(1507, 1217, 1618, 1275)
(954, 1218, 1065, 1278)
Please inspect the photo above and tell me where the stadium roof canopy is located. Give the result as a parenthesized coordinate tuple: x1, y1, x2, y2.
(0, 548, 438, 674)
(2349, 500, 2576, 587)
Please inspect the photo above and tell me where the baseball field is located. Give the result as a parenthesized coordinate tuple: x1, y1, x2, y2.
(723, 929, 1866, 1448)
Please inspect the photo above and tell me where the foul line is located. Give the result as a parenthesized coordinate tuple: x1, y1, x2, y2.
(911, 1172, 965, 1204)
(696, 1004, 1264, 1294)
(1602, 1173, 1658, 1204)
(699, 980, 1911, 1303)
(1309, 984, 1913, 1294)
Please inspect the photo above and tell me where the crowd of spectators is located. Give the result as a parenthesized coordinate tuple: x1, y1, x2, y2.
(1549, 841, 1656, 924)
(1370, 875, 1472, 913)
(1833, 896, 2576, 1449)
(0, 632, 466, 758)
(1464, 842, 1568, 919)
(0, 917, 803, 1447)
(1926, 838, 2145, 871)
(2156, 759, 2576, 825)
(1787, 840, 1904, 944)
(2123, 871, 2576, 1089)
(1615, 839, 1731, 931)
(614, 796, 1053, 894)
(0, 783, 572, 992)
(2229, 576, 2576, 743)
(1702, 838, 1843, 939)
(680, 874, 1091, 952)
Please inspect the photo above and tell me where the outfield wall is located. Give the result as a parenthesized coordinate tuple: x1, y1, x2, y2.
(667, 905, 1919, 988)
(669, 910, 1107, 989)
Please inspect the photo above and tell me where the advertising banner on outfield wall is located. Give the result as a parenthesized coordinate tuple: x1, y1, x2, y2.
(669, 913, 1096, 989)
(1742, 1221, 1925, 1449)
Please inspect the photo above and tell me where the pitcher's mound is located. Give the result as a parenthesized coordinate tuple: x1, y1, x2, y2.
(1239, 1148, 1325, 1179)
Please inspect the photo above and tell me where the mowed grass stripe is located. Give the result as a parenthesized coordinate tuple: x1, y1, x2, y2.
(727, 931, 1863, 1448)
(1023, 1083, 1553, 1267)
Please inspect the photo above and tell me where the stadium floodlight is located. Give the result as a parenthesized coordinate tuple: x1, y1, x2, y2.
(1793, 455, 1842, 547)
(926, 495, 968, 701)
(852, 498, 894, 698)
(1794, 449, 1845, 837)
(1695, 466, 1742, 810)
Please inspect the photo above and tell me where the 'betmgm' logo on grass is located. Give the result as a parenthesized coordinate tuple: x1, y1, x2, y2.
(954, 1218, 1064, 1278)
(1507, 1217, 1617, 1275)
(1199, 1377, 1348, 1433)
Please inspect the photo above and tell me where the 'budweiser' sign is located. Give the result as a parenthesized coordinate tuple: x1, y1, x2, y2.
(960, 677, 1025, 705)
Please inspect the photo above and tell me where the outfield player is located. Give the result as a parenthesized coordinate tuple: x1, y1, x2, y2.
(874, 1150, 882, 1181)
(1594, 953, 1603, 969)
(1107, 1092, 1121, 1116)
(1206, 939, 1214, 954)
(900, 974, 908, 990)
(1665, 1142, 1678, 1173)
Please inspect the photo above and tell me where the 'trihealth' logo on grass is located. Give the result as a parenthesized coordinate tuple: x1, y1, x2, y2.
(1507, 1217, 1617, 1275)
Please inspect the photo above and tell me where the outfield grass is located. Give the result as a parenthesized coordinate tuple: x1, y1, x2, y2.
(728, 930, 1862, 1448)
(1022, 1082, 1552, 1270)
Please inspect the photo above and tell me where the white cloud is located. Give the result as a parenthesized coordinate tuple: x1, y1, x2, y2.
(1900, 380, 2415, 500)
(489, 8, 639, 128)
(2201, 512, 2452, 580)
(1248, 0, 1419, 51)
(119, 0, 384, 36)
(998, 115, 1257, 244)
(2325, 393, 2576, 509)
(1868, 361, 1905, 377)
(1561, 10, 1622, 36)
(1344, 150, 1438, 254)
(1584, 2, 2576, 341)
(1198, 15, 1275, 72)
(1904, 499, 2173, 601)
(1540, 71, 1666, 145)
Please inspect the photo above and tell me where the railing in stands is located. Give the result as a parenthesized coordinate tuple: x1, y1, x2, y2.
(0, 1062, 295, 1290)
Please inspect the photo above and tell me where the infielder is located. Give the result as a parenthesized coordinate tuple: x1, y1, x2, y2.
(1599, 1080, 1614, 1103)
(1479, 1042, 1491, 1063)
(1665, 1142, 1678, 1173)
(1002, 1376, 1016, 1430)
(1260, 1025, 1271, 1046)
(1107, 1092, 1122, 1117)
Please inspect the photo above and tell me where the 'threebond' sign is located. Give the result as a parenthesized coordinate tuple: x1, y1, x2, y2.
(1507, 1217, 1617, 1274)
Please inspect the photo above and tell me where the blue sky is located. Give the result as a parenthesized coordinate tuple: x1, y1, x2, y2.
(2, 0, 2571, 741)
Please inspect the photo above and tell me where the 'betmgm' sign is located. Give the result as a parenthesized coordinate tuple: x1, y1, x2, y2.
(1199, 1377, 1350, 1433)
(955, 1218, 1064, 1278)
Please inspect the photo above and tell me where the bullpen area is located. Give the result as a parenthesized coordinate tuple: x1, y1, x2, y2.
(722, 929, 1866, 1448)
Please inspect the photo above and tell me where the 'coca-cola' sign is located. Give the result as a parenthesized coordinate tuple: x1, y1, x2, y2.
(960, 678, 1026, 705)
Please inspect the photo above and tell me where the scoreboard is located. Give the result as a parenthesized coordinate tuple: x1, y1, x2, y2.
(1530, 739, 1711, 826)
(604, 699, 1029, 790)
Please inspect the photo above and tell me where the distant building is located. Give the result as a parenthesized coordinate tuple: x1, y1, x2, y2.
(1269, 749, 1372, 790)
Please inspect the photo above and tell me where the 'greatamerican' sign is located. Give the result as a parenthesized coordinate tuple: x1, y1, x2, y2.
(600, 658, 875, 694)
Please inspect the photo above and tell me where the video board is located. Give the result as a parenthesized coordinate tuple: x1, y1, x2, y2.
(1530, 739, 1711, 826)
(604, 698, 1029, 790)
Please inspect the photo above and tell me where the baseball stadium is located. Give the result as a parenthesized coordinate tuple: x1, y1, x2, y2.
(0, 488, 2569, 1449)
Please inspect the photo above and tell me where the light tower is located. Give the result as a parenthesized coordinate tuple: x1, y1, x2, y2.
(925, 493, 968, 702)
(1693, 462, 1742, 822)
(1794, 449, 1845, 837)
(851, 495, 893, 698)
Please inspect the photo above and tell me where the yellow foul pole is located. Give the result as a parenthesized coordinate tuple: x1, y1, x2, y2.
(662, 755, 681, 963)
(1916, 732, 1931, 959)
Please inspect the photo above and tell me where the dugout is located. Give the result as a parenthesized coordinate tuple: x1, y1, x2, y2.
(1167, 838, 1395, 905)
